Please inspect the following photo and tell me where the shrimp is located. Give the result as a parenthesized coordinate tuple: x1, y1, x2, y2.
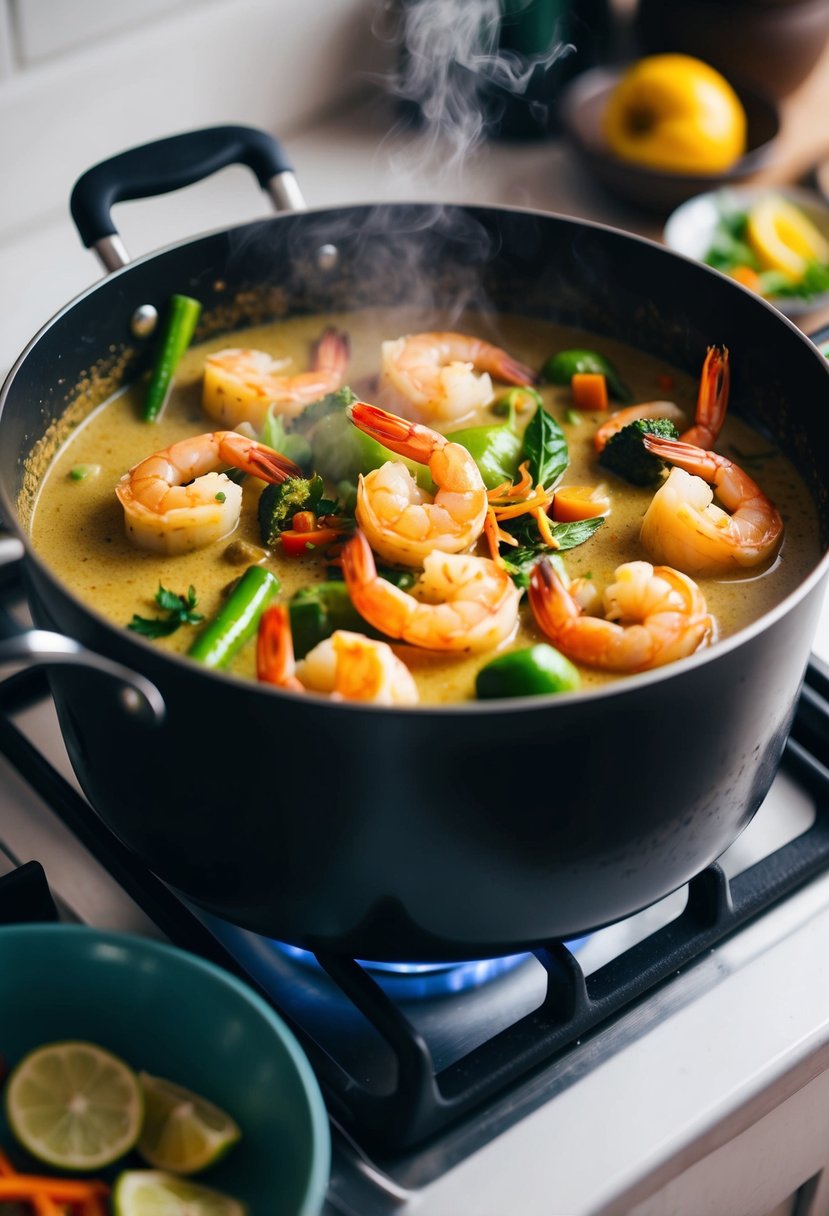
(341, 529, 521, 653)
(348, 400, 488, 567)
(202, 326, 349, 427)
(528, 558, 714, 673)
(639, 435, 784, 576)
(379, 331, 536, 424)
(115, 431, 302, 555)
(594, 344, 729, 453)
(257, 604, 419, 705)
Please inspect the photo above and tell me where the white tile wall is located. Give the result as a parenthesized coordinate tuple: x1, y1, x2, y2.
(11, 0, 195, 65)
(0, 0, 395, 369)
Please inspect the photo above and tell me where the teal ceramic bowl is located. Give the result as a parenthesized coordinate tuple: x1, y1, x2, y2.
(0, 923, 330, 1215)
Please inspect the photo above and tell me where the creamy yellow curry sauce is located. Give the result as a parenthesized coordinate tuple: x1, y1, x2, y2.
(28, 309, 821, 704)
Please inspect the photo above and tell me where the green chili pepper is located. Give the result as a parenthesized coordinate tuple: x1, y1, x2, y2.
(187, 566, 279, 668)
(476, 644, 581, 699)
(540, 349, 632, 403)
(448, 418, 523, 490)
(142, 294, 203, 422)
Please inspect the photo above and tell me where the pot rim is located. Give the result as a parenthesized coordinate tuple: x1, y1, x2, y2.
(3, 200, 828, 715)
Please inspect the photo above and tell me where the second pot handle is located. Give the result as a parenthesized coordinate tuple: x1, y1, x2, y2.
(70, 125, 306, 272)
(0, 536, 165, 726)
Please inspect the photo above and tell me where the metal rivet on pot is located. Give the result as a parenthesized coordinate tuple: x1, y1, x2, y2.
(131, 304, 159, 339)
(317, 244, 339, 272)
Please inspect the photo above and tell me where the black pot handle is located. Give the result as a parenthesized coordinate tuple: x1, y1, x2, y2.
(0, 536, 165, 725)
(70, 125, 306, 271)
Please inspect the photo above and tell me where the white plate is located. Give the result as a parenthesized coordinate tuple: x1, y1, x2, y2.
(663, 185, 829, 318)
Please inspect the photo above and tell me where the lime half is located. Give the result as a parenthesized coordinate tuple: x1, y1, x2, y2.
(137, 1073, 242, 1175)
(5, 1040, 143, 1170)
(113, 1169, 247, 1216)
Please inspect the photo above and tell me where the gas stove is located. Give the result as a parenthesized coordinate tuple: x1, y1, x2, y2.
(3, 568, 829, 1215)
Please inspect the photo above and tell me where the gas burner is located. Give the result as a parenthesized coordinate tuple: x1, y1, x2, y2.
(269, 939, 535, 998)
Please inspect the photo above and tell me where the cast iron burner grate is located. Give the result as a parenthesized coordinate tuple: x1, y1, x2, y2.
(1, 654, 828, 1156)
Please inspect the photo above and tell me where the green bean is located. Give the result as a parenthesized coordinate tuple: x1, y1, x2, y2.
(187, 566, 279, 668)
(142, 294, 202, 422)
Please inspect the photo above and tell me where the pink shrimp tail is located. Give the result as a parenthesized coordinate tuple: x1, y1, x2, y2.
(257, 604, 303, 690)
(498, 352, 538, 387)
(528, 558, 579, 639)
(641, 434, 719, 476)
(341, 528, 376, 589)
(312, 326, 350, 378)
(681, 344, 729, 449)
(244, 445, 304, 484)
(348, 401, 430, 461)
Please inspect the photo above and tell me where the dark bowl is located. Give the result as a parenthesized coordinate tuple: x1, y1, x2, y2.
(0, 924, 331, 1215)
(559, 66, 781, 214)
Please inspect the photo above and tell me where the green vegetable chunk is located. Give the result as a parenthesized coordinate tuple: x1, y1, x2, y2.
(289, 582, 369, 658)
(447, 418, 523, 489)
(142, 294, 202, 422)
(258, 475, 325, 545)
(541, 349, 632, 403)
(476, 644, 581, 699)
(310, 410, 394, 484)
(598, 417, 679, 486)
(187, 566, 279, 668)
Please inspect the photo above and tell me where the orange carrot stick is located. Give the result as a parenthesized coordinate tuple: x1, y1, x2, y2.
(32, 1195, 65, 1216)
(0, 1147, 17, 1175)
(0, 1177, 109, 1203)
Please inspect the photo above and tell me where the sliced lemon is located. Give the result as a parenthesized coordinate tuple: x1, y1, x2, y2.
(5, 1040, 143, 1170)
(746, 195, 829, 280)
(113, 1170, 247, 1216)
(136, 1072, 242, 1176)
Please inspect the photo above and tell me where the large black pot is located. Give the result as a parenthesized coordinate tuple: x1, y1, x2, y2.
(1, 127, 828, 961)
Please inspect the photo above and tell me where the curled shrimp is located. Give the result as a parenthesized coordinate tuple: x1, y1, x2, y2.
(202, 327, 349, 427)
(348, 400, 488, 567)
(115, 431, 301, 555)
(639, 435, 784, 576)
(380, 331, 536, 424)
(342, 530, 521, 653)
(594, 345, 729, 453)
(529, 558, 714, 673)
(257, 604, 419, 705)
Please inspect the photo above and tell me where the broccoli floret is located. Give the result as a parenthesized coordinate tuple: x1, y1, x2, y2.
(258, 474, 324, 546)
(598, 417, 680, 486)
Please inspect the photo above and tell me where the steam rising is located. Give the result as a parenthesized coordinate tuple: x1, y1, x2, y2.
(381, 0, 574, 171)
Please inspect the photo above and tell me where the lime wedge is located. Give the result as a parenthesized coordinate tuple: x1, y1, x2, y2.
(113, 1170, 246, 1216)
(5, 1040, 143, 1170)
(137, 1072, 242, 1175)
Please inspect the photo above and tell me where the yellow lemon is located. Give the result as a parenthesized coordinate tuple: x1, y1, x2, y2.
(745, 194, 829, 280)
(603, 54, 747, 175)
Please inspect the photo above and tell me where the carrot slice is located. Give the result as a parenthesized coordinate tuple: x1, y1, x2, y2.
(570, 372, 608, 411)
(552, 484, 611, 522)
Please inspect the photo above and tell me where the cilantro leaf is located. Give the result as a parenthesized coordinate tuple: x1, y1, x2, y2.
(128, 583, 204, 638)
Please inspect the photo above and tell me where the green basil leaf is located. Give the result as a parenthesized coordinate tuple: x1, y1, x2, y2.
(521, 406, 568, 490)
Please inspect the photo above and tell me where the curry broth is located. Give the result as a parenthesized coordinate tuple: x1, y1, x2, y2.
(28, 309, 821, 704)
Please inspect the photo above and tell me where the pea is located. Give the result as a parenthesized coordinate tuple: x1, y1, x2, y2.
(476, 644, 581, 699)
(540, 349, 632, 403)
